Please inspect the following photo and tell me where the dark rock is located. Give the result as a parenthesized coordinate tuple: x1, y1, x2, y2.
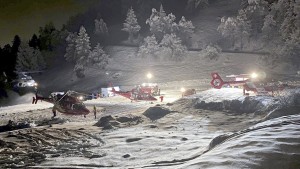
(89, 154, 106, 158)
(126, 138, 142, 143)
(143, 106, 172, 121)
(116, 116, 142, 123)
(149, 124, 157, 128)
(123, 154, 130, 158)
(195, 100, 223, 111)
(94, 115, 115, 129)
(51, 154, 60, 158)
(181, 137, 188, 141)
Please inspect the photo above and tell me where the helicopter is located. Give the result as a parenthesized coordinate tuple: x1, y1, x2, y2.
(111, 86, 157, 102)
(32, 90, 90, 117)
(210, 72, 286, 95)
(12, 72, 40, 95)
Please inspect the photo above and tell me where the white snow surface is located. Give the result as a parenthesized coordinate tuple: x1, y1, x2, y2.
(0, 102, 52, 115)
(0, 85, 299, 168)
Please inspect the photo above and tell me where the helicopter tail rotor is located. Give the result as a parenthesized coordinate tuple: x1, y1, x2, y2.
(211, 72, 225, 89)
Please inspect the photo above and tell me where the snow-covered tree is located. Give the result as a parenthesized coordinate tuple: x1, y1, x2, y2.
(137, 35, 160, 58)
(218, 17, 237, 47)
(16, 42, 46, 71)
(185, 0, 209, 14)
(122, 7, 141, 42)
(188, 0, 209, 8)
(74, 26, 91, 78)
(262, 14, 277, 40)
(265, 0, 300, 67)
(160, 34, 187, 61)
(236, 9, 251, 50)
(64, 32, 77, 62)
(94, 18, 108, 35)
(89, 43, 109, 69)
(74, 63, 85, 78)
(280, 2, 297, 42)
(203, 45, 221, 61)
(146, 5, 177, 41)
(177, 16, 195, 46)
(243, 0, 268, 38)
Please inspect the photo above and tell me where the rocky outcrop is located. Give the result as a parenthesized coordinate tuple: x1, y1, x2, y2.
(143, 106, 173, 121)
(94, 115, 143, 130)
(194, 96, 268, 114)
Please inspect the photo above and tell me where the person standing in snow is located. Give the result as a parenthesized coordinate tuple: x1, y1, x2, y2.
(159, 95, 164, 102)
(93, 105, 97, 119)
(52, 108, 57, 118)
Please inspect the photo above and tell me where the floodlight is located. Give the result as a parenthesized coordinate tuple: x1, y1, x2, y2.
(251, 73, 258, 78)
(180, 87, 186, 92)
(147, 73, 152, 79)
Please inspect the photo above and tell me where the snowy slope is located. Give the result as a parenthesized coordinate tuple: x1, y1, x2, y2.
(35, 45, 263, 95)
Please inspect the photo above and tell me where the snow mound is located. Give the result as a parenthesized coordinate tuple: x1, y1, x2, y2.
(187, 88, 275, 114)
(194, 96, 271, 114)
(143, 106, 173, 121)
(94, 114, 142, 129)
(36, 117, 69, 126)
(263, 90, 300, 121)
(182, 114, 300, 169)
(0, 120, 31, 132)
(0, 118, 69, 132)
(192, 88, 246, 102)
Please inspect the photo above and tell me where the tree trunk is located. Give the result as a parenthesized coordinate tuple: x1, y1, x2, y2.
(128, 33, 133, 43)
(240, 34, 243, 51)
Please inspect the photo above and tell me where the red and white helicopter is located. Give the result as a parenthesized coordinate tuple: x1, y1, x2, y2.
(32, 91, 90, 117)
(210, 72, 285, 95)
(111, 85, 158, 102)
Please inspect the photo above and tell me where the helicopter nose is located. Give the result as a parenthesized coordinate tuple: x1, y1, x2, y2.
(83, 107, 90, 114)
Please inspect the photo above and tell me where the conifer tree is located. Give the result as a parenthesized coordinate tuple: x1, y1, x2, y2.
(177, 16, 195, 46)
(74, 26, 91, 78)
(160, 34, 187, 61)
(89, 43, 109, 69)
(16, 42, 45, 71)
(138, 35, 160, 58)
(94, 18, 108, 35)
(29, 34, 40, 49)
(122, 7, 141, 42)
(146, 5, 177, 42)
(262, 14, 277, 40)
(236, 9, 251, 50)
(7, 35, 21, 80)
(64, 32, 77, 63)
(217, 17, 237, 47)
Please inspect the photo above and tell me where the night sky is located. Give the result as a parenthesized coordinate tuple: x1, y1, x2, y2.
(0, 0, 97, 46)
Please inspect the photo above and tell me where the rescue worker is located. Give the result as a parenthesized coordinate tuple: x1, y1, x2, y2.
(52, 108, 57, 118)
(93, 105, 97, 119)
(159, 95, 164, 102)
